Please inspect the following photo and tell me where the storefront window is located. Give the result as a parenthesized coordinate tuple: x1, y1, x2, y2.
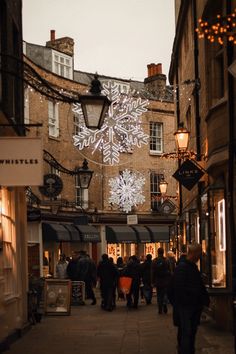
(200, 189, 227, 288)
(209, 189, 226, 288)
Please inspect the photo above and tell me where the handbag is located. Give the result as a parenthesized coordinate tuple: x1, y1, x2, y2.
(118, 276, 132, 294)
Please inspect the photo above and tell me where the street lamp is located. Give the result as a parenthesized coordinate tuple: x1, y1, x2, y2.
(159, 178, 168, 195)
(174, 124, 190, 152)
(79, 74, 111, 130)
(75, 159, 94, 189)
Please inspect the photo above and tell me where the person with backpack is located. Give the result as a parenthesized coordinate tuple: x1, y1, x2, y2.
(152, 247, 171, 314)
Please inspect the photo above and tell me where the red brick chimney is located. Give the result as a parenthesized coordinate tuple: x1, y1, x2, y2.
(147, 63, 162, 77)
(144, 62, 166, 97)
(50, 30, 55, 41)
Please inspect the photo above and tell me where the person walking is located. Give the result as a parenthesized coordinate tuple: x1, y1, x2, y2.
(67, 252, 79, 281)
(122, 255, 141, 309)
(169, 243, 210, 354)
(116, 257, 125, 300)
(77, 251, 97, 305)
(140, 254, 153, 305)
(97, 253, 119, 311)
(55, 253, 68, 279)
(152, 247, 171, 314)
(166, 250, 176, 274)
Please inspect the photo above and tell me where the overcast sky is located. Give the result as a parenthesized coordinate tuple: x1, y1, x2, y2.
(22, 0, 175, 82)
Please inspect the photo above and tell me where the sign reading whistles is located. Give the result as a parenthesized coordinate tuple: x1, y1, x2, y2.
(173, 159, 204, 191)
(0, 137, 43, 186)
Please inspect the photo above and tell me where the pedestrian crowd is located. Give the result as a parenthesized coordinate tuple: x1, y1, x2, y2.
(55, 243, 209, 354)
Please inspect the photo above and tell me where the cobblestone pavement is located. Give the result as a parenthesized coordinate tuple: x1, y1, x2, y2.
(5, 295, 235, 354)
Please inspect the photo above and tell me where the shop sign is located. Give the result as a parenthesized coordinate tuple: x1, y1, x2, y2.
(172, 159, 204, 191)
(0, 137, 43, 186)
(127, 214, 138, 225)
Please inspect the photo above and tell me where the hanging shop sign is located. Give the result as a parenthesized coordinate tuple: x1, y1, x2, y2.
(39, 174, 63, 198)
(173, 159, 204, 191)
(0, 137, 43, 186)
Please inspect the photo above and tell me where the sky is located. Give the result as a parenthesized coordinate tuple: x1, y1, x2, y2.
(22, 0, 175, 82)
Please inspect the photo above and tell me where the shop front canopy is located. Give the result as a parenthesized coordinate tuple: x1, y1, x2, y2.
(74, 225, 100, 243)
(42, 222, 72, 242)
(130, 225, 151, 243)
(145, 225, 170, 243)
(106, 225, 138, 244)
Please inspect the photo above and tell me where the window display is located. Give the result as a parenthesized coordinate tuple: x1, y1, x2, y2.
(200, 189, 226, 288)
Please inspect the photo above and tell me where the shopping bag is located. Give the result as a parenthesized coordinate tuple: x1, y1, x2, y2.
(118, 276, 132, 294)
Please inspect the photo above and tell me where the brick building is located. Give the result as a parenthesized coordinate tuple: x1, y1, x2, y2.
(169, 0, 236, 330)
(24, 30, 178, 275)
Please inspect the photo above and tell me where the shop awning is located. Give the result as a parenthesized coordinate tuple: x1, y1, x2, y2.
(74, 225, 100, 242)
(146, 225, 170, 243)
(106, 226, 138, 244)
(130, 225, 151, 243)
(42, 222, 71, 242)
(63, 224, 81, 241)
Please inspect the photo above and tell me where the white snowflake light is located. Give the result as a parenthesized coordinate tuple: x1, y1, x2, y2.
(109, 169, 145, 213)
(72, 81, 149, 165)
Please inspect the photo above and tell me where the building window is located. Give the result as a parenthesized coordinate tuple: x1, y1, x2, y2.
(150, 172, 163, 211)
(211, 47, 225, 104)
(52, 51, 72, 79)
(24, 87, 29, 124)
(48, 101, 59, 138)
(74, 114, 83, 135)
(150, 122, 163, 154)
(201, 188, 226, 288)
(75, 176, 88, 209)
(2, 188, 16, 297)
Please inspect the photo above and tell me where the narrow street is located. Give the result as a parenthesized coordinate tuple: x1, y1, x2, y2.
(5, 292, 234, 354)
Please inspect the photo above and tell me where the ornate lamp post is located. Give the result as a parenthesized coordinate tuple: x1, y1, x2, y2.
(174, 124, 190, 152)
(75, 159, 94, 189)
(79, 74, 111, 130)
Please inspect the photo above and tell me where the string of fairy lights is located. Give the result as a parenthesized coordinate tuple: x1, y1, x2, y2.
(196, 8, 236, 45)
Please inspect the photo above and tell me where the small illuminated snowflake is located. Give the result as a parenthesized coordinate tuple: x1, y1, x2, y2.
(72, 81, 149, 165)
(109, 169, 145, 213)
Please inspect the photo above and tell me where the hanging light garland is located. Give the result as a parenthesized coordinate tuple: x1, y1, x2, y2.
(196, 9, 236, 45)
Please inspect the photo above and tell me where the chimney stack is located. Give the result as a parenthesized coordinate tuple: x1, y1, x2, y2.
(144, 62, 166, 97)
(50, 30, 55, 41)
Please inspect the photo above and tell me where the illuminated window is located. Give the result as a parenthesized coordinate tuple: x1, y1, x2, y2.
(2, 188, 16, 297)
(200, 188, 226, 288)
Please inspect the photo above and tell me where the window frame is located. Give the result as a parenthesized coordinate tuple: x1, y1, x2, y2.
(48, 100, 59, 138)
(149, 122, 163, 154)
(52, 50, 72, 80)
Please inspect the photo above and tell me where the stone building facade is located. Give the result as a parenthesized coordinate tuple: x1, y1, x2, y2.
(169, 0, 236, 330)
(24, 31, 178, 275)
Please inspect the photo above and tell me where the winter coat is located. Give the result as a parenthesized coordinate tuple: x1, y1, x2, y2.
(97, 259, 119, 288)
(171, 258, 209, 309)
(151, 256, 171, 288)
(140, 259, 152, 286)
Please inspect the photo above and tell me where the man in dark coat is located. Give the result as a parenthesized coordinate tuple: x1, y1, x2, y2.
(97, 254, 119, 311)
(140, 254, 153, 304)
(77, 251, 97, 305)
(169, 243, 210, 354)
(152, 247, 171, 314)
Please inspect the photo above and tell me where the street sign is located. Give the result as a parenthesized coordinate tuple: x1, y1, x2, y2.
(173, 159, 204, 191)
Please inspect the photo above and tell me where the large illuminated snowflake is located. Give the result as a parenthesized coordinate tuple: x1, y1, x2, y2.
(72, 81, 149, 165)
(109, 169, 145, 213)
